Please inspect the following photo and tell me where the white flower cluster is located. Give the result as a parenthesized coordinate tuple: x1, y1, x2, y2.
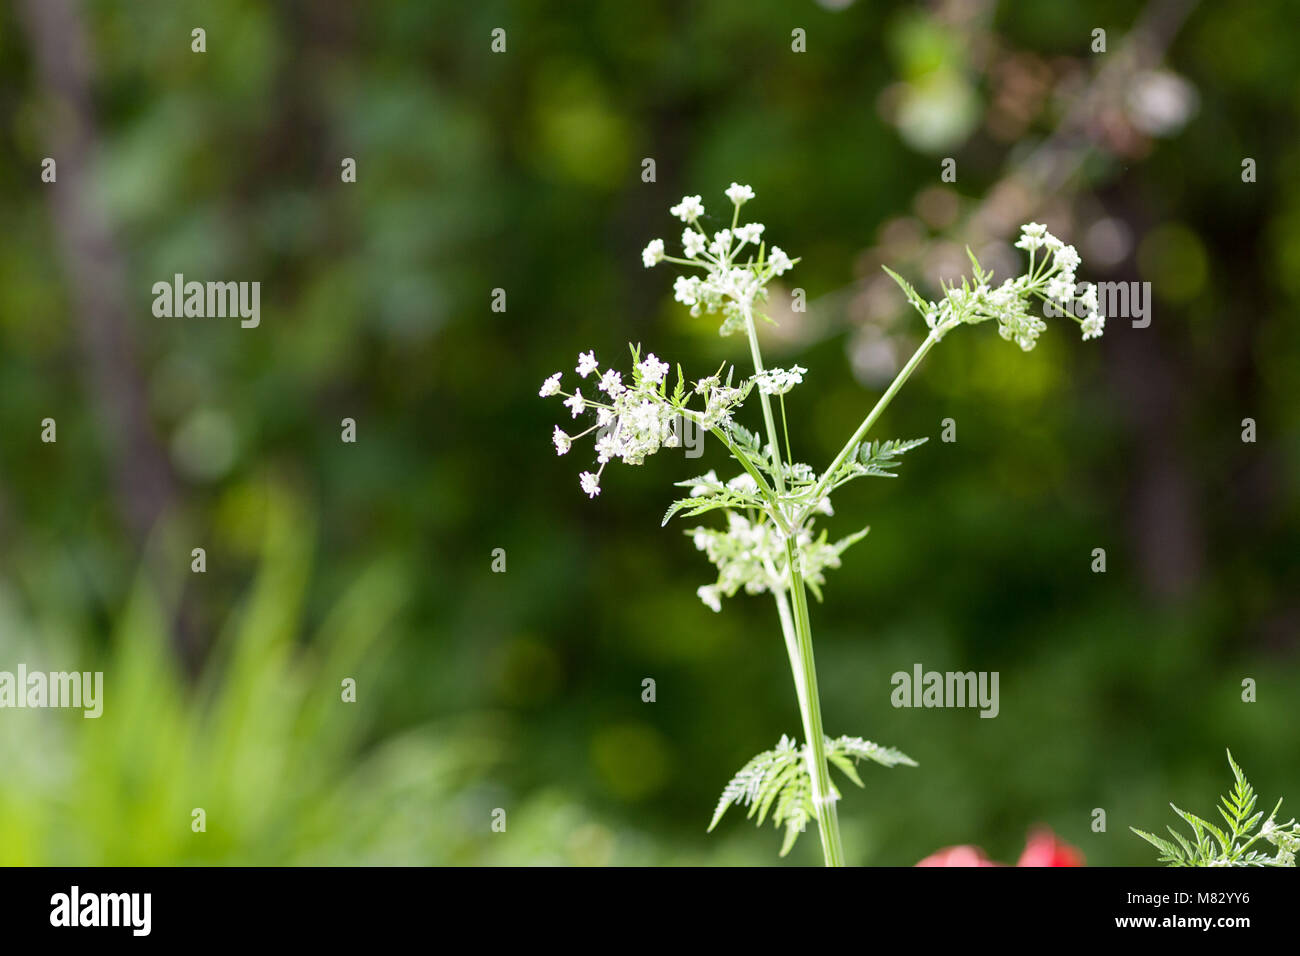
(689, 507, 846, 613)
(920, 223, 1105, 351)
(540, 350, 680, 499)
(753, 365, 807, 396)
(541, 351, 752, 499)
(1262, 817, 1300, 866)
(642, 184, 795, 336)
(689, 373, 749, 430)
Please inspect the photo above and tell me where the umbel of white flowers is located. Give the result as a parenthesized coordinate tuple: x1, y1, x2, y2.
(539, 185, 1104, 608)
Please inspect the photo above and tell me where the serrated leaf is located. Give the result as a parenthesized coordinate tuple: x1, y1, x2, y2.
(827, 752, 865, 789)
(833, 527, 870, 557)
(1166, 826, 1194, 860)
(1131, 827, 1182, 861)
(830, 735, 919, 769)
(730, 423, 761, 451)
(881, 265, 930, 317)
(779, 819, 802, 857)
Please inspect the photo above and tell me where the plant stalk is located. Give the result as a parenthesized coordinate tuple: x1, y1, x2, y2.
(785, 539, 845, 866)
(802, 322, 954, 523)
(742, 300, 843, 865)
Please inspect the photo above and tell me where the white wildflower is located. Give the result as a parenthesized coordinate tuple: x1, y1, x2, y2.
(682, 228, 706, 258)
(579, 471, 601, 498)
(553, 427, 571, 456)
(673, 274, 701, 306)
(576, 350, 598, 378)
(539, 372, 562, 397)
(594, 432, 619, 463)
(734, 223, 764, 245)
(697, 584, 723, 613)
(1045, 275, 1076, 303)
(598, 369, 625, 397)
(1014, 222, 1048, 251)
(563, 389, 585, 418)
(768, 246, 792, 276)
(669, 195, 704, 222)
(756, 365, 807, 396)
(725, 182, 755, 205)
(642, 238, 665, 268)
(638, 353, 670, 384)
(1054, 244, 1080, 274)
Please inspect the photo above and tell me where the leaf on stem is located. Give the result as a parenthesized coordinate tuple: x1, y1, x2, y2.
(710, 733, 916, 857)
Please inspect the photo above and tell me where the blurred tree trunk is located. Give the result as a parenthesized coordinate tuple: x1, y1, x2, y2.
(18, 0, 201, 667)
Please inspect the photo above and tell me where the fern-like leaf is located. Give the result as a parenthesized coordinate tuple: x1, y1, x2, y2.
(1131, 749, 1299, 866)
(710, 733, 916, 857)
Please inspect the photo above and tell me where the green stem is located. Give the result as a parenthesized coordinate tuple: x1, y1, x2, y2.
(770, 585, 808, 719)
(742, 304, 786, 497)
(801, 321, 955, 524)
(785, 539, 844, 866)
(705, 423, 789, 535)
(739, 298, 845, 865)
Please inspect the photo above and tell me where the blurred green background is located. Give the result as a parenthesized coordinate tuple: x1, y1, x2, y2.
(1, 0, 1297, 865)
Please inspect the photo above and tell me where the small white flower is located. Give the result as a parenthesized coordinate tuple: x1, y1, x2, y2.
(1081, 313, 1105, 340)
(638, 353, 669, 384)
(709, 229, 732, 258)
(579, 471, 601, 498)
(642, 238, 665, 268)
(1014, 222, 1048, 251)
(669, 195, 704, 222)
(553, 427, 571, 456)
(576, 350, 598, 378)
(768, 246, 792, 276)
(598, 369, 624, 397)
(597, 407, 614, 427)
(756, 365, 807, 395)
(1045, 275, 1076, 302)
(725, 182, 755, 205)
(1077, 283, 1099, 315)
(564, 388, 585, 418)
(697, 584, 722, 612)
(734, 222, 764, 245)
(594, 432, 618, 463)
(673, 274, 701, 306)
(1054, 244, 1080, 274)
(539, 372, 562, 397)
(682, 228, 707, 258)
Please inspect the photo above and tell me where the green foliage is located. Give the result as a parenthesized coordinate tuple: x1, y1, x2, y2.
(854, 437, 930, 478)
(882, 265, 929, 318)
(0, 487, 497, 864)
(710, 735, 916, 857)
(1131, 750, 1300, 867)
